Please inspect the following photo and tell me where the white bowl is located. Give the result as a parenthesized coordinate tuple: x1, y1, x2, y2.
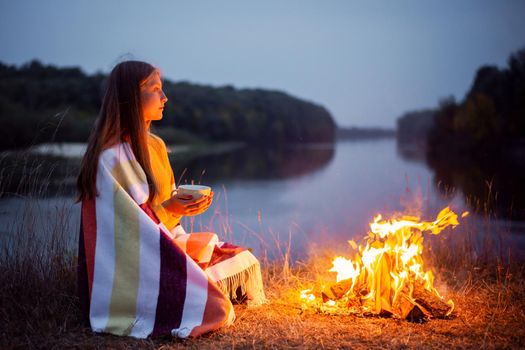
(176, 184, 211, 199)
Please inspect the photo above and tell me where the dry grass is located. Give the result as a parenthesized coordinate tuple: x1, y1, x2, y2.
(1, 230, 524, 349)
(201, 271, 525, 350)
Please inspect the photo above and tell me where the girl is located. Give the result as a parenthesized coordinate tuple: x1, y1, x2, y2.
(77, 61, 265, 339)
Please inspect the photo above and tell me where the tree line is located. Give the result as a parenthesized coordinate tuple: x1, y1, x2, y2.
(397, 47, 525, 159)
(0, 60, 336, 150)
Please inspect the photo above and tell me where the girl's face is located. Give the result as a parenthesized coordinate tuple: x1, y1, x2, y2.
(140, 70, 168, 123)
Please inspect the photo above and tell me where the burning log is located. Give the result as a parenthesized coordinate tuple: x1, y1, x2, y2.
(322, 278, 352, 301)
(412, 283, 453, 318)
(393, 294, 418, 319)
(321, 288, 336, 303)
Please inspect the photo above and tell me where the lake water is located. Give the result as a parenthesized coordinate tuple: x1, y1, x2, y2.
(1, 138, 524, 261)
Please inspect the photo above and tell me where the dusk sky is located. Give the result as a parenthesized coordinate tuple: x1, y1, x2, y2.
(1, 1, 524, 128)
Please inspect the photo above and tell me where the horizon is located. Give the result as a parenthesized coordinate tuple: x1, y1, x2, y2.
(1, 1, 524, 128)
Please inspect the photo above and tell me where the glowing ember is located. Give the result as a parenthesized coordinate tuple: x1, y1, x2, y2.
(300, 207, 468, 320)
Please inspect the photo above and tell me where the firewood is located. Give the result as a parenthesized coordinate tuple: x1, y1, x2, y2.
(393, 294, 415, 319)
(413, 283, 452, 318)
(346, 297, 361, 310)
(375, 254, 392, 314)
(330, 278, 353, 299)
(321, 288, 336, 302)
(407, 305, 427, 323)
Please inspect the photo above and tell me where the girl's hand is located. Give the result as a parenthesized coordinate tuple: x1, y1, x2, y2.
(162, 191, 214, 217)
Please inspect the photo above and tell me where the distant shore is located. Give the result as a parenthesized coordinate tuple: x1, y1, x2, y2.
(336, 126, 396, 140)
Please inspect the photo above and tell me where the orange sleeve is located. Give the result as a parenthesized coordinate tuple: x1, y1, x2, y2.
(148, 133, 181, 230)
(152, 203, 176, 225)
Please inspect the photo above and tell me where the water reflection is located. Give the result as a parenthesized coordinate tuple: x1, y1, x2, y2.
(396, 140, 427, 164)
(0, 144, 335, 197)
(397, 140, 525, 221)
(428, 157, 525, 221)
(172, 144, 335, 185)
(1, 140, 523, 262)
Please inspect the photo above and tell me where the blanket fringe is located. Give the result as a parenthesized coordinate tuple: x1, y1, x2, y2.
(217, 262, 267, 306)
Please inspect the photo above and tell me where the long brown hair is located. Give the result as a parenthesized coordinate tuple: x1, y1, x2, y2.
(77, 60, 158, 202)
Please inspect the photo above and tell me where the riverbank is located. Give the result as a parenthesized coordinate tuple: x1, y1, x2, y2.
(1, 250, 523, 349)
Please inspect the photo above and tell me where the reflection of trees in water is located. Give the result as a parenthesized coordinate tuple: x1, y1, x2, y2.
(397, 138, 525, 220)
(396, 140, 427, 163)
(427, 156, 525, 221)
(171, 145, 335, 185)
(0, 145, 335, 197)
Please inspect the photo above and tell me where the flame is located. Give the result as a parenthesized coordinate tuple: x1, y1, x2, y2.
(300, 289, 316, 301)
(329, 256, 360, 283)
(300, 207, 467, 319)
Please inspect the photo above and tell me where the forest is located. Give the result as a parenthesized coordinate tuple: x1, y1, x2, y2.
(398, 47, 525, 159)
(0, 60, 336, 150)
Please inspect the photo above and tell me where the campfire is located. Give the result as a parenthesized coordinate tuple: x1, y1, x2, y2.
(300, 207, 468, 322)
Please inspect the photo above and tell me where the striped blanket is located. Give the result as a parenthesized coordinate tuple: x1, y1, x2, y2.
(77, 143, 265, 338)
